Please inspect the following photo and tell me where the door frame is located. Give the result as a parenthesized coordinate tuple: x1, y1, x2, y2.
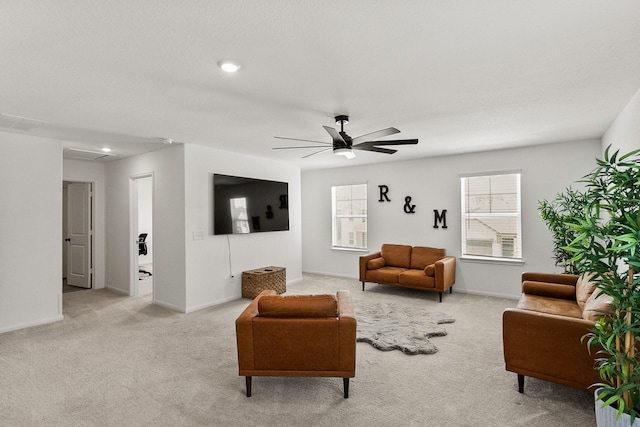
(62, 180, 95, 290)
(129, 173, 154, 298)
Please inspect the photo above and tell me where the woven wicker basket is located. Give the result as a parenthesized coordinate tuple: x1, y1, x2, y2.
(241, 266, 286, 299)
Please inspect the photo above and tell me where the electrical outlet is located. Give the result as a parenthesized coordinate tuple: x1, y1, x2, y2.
(193, 231, 204, 240)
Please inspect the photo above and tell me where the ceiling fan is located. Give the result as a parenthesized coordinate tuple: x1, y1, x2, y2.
(273, 115, 418, 159)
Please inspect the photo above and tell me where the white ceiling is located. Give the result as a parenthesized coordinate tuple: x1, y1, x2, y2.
(2, 1, 639, 170)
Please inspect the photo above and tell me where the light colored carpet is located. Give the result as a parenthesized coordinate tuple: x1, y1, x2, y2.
(0, 273, 596, 426)
(356, 302, 455, 354)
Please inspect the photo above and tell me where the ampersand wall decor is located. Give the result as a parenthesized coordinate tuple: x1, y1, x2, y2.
(403, 196, 416, 214)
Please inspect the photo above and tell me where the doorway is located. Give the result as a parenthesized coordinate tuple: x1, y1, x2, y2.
(62, 181, 93, 293)
(131, 174, 154, 298)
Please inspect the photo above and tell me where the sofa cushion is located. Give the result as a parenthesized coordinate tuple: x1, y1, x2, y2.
(425, 265, 435, 277)
(398, 269, 435, 288)
(582, 288, 613, 322)
(367, 257, 386, 270)
(410, 246, 445, 269)
(522, 280, 576, 300)
(576, 272, 597, 309)
(258, 294, 338, 318)
(516, 294, 583, 319)
(381, 244, 412, 268)
(366, 266, 407, 284)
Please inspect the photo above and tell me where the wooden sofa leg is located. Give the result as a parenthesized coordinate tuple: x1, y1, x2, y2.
(343, 378, 349, 398)
(246, 376, 252, 397)
(439, 292, 443, 303)
(450, 286, 453, 294)
(517, 374, 524, 393)
(362, 282, 365, 291)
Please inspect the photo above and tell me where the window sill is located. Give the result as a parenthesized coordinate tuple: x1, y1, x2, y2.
(460, 255, 524, 266)
(331, 246, 369, 253)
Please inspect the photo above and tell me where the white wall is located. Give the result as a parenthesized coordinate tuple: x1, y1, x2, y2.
(602, 87, 640, 155)
(183, 144, 302, 312)
(0, 133, 63, 332)
(301, 139, 602, 300)
(63, 158, 106, 289)
(105, 144, 186, 311)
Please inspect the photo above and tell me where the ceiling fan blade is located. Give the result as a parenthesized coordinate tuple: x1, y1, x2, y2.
(323, 126, 346, 144)
(353, 145, 397, 155)
(354, 139, 419, 147)
(302, 148, 332, 159)
(273, 145, 330, 150)
(351, 127, 400, 144)
(274, 136, 332, 145)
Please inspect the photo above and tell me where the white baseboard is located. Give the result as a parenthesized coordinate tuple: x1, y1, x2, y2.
(154, 299, 186, 313)
(0, 314, 64, 334)
(105, 286, 129, 296)
(302, 270, 358, 280)
(185, 295, 238, 314)
(452, 288, 520, 301)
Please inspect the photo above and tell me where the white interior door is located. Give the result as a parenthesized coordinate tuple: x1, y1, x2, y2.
(66, 182, 92, 288)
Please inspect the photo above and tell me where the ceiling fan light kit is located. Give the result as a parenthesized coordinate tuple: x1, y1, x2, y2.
(334, 147, 356, 159)
(274, 115, 418, 160)
(218, 60, 241, 73)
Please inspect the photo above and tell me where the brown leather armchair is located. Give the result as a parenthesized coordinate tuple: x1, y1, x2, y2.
(235, 290, 357, 398)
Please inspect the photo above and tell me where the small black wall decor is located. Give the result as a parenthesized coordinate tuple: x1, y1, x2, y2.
(403, 196, 416, 214)
(378, 185, 391, 202)
(433, 209, 447, 229)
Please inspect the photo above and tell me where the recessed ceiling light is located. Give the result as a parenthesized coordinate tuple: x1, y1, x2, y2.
(101, 147, 112, 153)
(218, 61, 241, 73)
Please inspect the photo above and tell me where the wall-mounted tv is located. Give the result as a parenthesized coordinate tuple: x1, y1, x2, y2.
(213, 173, 289, 235)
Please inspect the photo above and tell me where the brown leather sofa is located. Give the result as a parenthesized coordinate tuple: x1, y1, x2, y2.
(359, 244, 456, 302)
(503, 272, 612, 393)
(235, 290, 356, 398)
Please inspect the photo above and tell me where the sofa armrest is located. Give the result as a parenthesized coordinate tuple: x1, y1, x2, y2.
(235, 290, 276, 371)
(434, 256, 456, 291)
(359, 252, 381, 282)
(337, 290, 356, 374)
(503, 308, 599, 390)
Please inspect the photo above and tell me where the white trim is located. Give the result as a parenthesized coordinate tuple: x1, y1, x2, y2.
(0, 315, 64, 334)
(301, 270, 358, 280)
(460, 255, 524, 265)
(154, 299, 184, 312)
(105, 286, 129, 295)
(331, 246, 369, 253)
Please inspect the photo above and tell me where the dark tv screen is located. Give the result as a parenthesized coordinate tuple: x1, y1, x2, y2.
(213, 174, 289, 235)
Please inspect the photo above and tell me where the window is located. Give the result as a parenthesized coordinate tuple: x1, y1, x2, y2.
(461, 172, 522, 261)
(332, 183, 367, 250)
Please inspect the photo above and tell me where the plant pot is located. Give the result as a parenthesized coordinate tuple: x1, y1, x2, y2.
(595, 389, 640, 427)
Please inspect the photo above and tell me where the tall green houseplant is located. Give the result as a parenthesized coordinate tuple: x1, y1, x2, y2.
(565, 146, 640, 421)
(539, 187, 587, 274)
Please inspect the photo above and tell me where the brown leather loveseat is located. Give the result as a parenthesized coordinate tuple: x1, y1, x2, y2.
(502, 272, 612, 393)
(235, 290, 356, 398)
(359, 244, 456, 302)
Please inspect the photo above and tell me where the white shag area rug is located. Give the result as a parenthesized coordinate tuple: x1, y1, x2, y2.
(356, 302, 455, 355)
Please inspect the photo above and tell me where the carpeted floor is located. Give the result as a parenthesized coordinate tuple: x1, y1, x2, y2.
(0, 273, 596, 426)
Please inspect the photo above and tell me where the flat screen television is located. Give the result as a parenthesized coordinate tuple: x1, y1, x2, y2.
(213, 173, 289, 235)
